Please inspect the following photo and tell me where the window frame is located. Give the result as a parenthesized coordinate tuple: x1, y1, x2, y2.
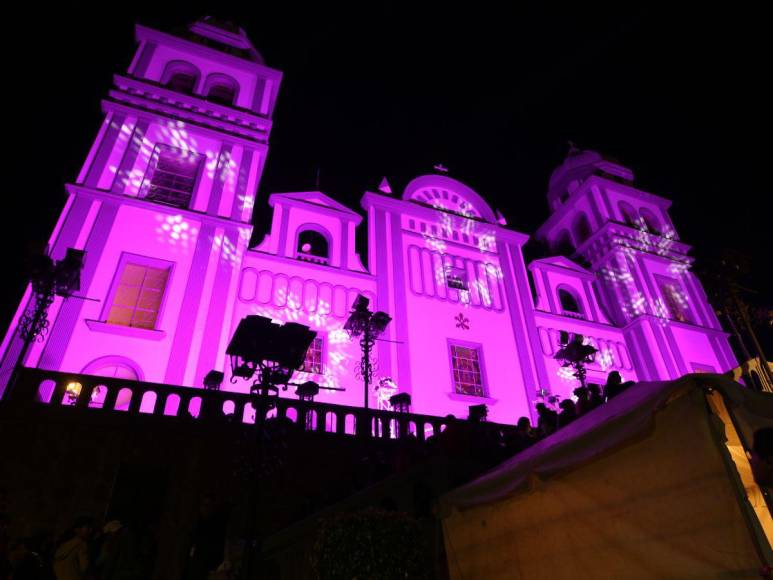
(445, 263, 469, 291)
(556, 285, 585, 319)
(447, 339, 488, 398)
(203, 73, 240, 106)
(138, 144, 204, 210)
(160, 60, 201, 95)
(300, 335, 326, 375)
(294, 224, 333, 264)
(654, 274, 693, 324)
(100, 253, 175, 331)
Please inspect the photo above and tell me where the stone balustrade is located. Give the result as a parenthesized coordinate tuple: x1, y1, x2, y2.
(2, 368, 511, 443)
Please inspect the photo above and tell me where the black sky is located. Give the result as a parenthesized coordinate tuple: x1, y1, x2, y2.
(1, 2, 770, 332)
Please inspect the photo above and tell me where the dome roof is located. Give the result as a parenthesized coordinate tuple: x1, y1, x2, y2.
(172, 17, 265, 64)
(548, 147, 634, 203)
(402, 174, 497, 223)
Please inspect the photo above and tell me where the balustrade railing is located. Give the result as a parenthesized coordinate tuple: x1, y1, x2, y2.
(2, 368, 503, 443)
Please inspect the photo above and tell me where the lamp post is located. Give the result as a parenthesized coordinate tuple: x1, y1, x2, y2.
(10, 248, 85, 394)
(344, 295, 391, 409)
(225, 315, 317, 580)
(554, 333, 598, 390)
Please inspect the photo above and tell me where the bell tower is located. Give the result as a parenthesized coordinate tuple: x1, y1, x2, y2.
(0, 18, 283, 392)
(536, 148, 737, 380)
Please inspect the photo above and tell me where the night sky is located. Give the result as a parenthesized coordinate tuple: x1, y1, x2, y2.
(2, 3, 769, 341)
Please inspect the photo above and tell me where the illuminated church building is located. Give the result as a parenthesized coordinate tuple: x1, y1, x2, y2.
(0, 19, 738, 424)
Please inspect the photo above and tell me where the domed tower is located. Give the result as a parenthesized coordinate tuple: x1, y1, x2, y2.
(535, 147, 737, 380)
(0, 18, 282, 391)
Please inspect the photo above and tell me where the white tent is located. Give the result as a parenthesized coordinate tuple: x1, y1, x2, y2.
(439, 374, 773, 579)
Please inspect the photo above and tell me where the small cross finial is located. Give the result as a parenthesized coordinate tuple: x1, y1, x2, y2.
(567, 141, 579, 155)
(433, 163, 449, 174)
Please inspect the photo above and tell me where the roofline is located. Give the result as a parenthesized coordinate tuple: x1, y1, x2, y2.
(269, 192, 363, 224)
(528, 257, 595, 280)
(536, 175, 672, 240)
(135, 24, 284, 80)
(361, 191, 529, 246)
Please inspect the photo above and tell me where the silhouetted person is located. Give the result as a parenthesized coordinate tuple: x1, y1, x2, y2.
(587, 384, 604, 411)
(535, 403, 558, 437)
(573, 387, 591, 415)
(558, 399, 578, 428)
(53, 516, 93, 580)
(604, 371, 634, 400)
(511, 416, 537, 452)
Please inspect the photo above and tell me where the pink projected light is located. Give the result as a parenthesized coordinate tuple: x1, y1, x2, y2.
(0, 18, 738, 424)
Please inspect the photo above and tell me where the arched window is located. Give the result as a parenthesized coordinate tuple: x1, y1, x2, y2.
(161, 61, 201, 95)
(82, 356, 143, 381)
(204, 73, 239, 106)
(573, 212, 592, 245)
(296, 229, 330, 264)
(639, 208, 661, 234)
(618, 201, 637, 226)
(553, 229, 573, 255)
(558, 287, 584, 318)
(168, 73, 197, 94)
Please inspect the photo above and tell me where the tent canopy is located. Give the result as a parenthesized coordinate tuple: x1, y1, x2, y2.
(439, 374, 773, 580)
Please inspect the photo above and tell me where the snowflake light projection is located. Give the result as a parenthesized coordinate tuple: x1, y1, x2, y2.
(246, 292, 355, 395)
(605, 221, 694, 326)
(557, 366, 576, 381)
(654, 224, 676, 256)
(107, 119, 245, 205)
(598, 348, 615, 372)
(420, 197, 506, 313)
(651, 297, 670, 327)
(155, 214, 199, 251)
(477, 231, 497, 253)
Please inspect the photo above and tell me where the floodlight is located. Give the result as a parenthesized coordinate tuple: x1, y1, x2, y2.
(371, 311, 392, 334)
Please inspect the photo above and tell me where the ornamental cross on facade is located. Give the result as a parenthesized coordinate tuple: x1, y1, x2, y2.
(455, 313, 470, 330)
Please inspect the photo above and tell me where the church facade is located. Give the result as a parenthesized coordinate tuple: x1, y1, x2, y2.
(0, 19, 737, 424)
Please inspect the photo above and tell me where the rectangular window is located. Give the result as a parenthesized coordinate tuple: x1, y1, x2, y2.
(107, 262, 170, 329)
(446, 264, 469, 291)
(657, 277, 691, 323)
(301, 337, 324, 374)
(139, 144, 203, 208)
(450, 344, 485, 396)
